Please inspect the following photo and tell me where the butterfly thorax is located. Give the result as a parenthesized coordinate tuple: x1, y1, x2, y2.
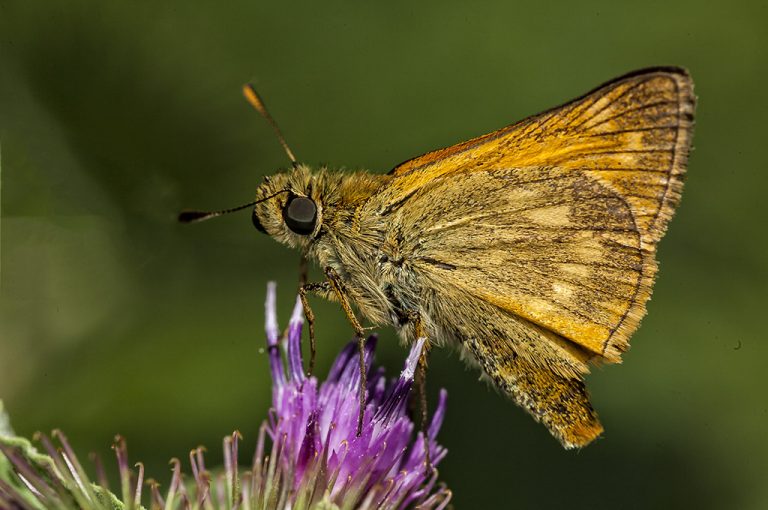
(254, 165, 408, 327)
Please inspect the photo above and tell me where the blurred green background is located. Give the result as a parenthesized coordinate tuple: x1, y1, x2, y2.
(1, 1, 767, 508)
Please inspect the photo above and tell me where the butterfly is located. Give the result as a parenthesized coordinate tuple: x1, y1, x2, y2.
(182, 67, 696, 448)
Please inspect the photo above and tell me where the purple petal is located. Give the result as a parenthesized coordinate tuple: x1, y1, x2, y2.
(325, 341, 357, 383)
(265, 282, 285, 386)
(333, 336, 377, 396)
(295, 410, 319, 482)
(286, 297, 305, 384)
(402, 337, 426, 381)
(429, 389, 448, 440)
(373, 337, 425, 423)
(265, 282, 279, 347)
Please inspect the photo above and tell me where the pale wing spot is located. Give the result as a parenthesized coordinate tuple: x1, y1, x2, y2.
(527, 297, 557, 318)
(559, 263, 591, 278)
(573, 242, 605, 264)
(504, 186, 541, 204)
(521, 205, 572, 228)
(552, 283, 574, 298)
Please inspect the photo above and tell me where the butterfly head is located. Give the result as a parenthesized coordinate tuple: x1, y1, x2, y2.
(251, 165, 323, 249)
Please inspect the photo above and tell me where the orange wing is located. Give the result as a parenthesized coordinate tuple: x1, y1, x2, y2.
(376, 67, 695, 361)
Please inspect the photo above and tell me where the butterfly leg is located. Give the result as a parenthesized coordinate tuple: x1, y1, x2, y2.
(299, 281, 332, 377)
(418, 356, 432, 473)
(406, 311, 434, 473)
(324, 266, 368, 436)
(298, 254, 309, 287)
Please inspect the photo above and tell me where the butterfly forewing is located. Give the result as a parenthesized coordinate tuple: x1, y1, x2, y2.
(377, 68, 694, 362)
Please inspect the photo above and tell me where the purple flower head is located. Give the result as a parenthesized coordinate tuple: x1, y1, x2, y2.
(259, 282, 451, 509)
(0, 284, 451, 510)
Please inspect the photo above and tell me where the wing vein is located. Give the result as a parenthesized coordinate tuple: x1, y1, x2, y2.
(570, 78, 655, 130)
(584, 100, 678, 131)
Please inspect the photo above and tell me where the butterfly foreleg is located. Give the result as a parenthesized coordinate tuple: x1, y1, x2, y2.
(324, 266, 368, 436)
(299, 280, 332, 377)
(298, 254, 309, 287)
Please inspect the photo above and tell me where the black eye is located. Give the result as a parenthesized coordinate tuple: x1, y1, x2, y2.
(283, 196, 317, 235)
(251, 208, 267, 234)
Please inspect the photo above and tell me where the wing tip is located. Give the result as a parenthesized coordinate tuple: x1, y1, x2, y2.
(593, 66, 692, 91)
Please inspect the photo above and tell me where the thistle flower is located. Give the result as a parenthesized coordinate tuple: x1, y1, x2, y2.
(257, 283, 450, 509)
(0, 284, 451, 509)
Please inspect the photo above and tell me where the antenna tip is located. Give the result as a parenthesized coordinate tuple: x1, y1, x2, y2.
(242, 83, 265, 112)
(178, 210, 213, 223)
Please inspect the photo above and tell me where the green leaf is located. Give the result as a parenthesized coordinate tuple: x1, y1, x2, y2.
(0, 401, 126, 509)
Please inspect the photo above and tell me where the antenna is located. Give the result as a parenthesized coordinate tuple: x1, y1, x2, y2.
(242, 84, 298, 166)
(178, 190, 290, 224)
(178, 200, 258, 224)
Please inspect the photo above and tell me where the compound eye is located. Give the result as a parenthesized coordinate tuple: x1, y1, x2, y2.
(251, 208, 267, 234)
(282, 196, 317, 235)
